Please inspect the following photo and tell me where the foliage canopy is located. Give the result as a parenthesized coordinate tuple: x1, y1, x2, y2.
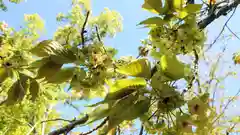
(0, 0, 240, 135)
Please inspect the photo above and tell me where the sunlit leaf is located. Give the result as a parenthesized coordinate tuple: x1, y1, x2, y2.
(30, 40, 64, 57)
(173, 0, 184, 11)
(160, 55, 191, 80)
(116, 58, 151, 79)
(176, 4, 202, 19)
(142, 0, 162, 14)
(138, 17, 166, 26)
(108, 78, 147, 93)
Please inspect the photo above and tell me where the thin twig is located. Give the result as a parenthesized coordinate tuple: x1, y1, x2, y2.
(205, 7, 237, 51)
(95, 25, 102, 43)
(95, 25, 106, 53)
(212, 88, 240, 124)
(79, 117, 109, 135)
(41, 118, 74, 123)
(80, 11, 90, 47)
(64, 100, 81, 113)
(226, 25, 240, 40)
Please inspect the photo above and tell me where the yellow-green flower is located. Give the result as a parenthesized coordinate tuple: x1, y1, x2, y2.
(188, 97, 208, 116)
(176, 114, 193, 133)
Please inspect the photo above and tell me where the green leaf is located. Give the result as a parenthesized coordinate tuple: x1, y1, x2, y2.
(29, 79, 40, 101)
(104, 95, 150, 133)
(0, 67, 9, 83)
(173, 0, 184, 11)
(49, 49, 76, 64)
(5, 74, 30, 105)
(36, 60, 63, 80)
(47, 67, 75, 83)
(116, 58, 151, 79)
(31, 40, 64, 57)
(138, 17, 166, 27)
(108, 78, 147, 93)
(142, 0, 162, 14)
(184, 4, 202, 13)
(86, 103, 109, 124)
(160, 55, 190, 80)
(29, 57, 50, 69)
(176, 4, 202, 19)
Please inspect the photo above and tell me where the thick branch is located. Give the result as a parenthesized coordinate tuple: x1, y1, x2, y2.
(48, 115, 89, 135)
(198, 0, 240, 29)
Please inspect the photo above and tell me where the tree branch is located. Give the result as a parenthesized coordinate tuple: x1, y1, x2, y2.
(79, 117, 109, 135)
(80, 11, 90, 47)
(198, 0, 240, 29)
(139, 124, 144, 135)
(48, 115, 89, 135)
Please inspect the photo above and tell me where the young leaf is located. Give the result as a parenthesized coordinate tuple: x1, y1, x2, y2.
(29, 79, 40, 101)
(116, 58, 151, 79)
(142, 0, 162, 14)
(138, 17, 166, 27)
(47, 67, 75, 83)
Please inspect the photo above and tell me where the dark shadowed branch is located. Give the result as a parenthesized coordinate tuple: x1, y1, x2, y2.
(79, 117, 109, 135)
(198, 0, 240, 29)
(139, 124, 144, 135)
(80, 11, 90, 47)
(48, 115, 89, 135)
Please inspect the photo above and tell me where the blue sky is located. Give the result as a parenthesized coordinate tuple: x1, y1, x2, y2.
(1, 0, 240, 134)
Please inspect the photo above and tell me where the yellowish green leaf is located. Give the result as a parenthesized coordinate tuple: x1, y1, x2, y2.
(0, 67, 9, 83)
(108, 78, 147, 93)
(138, 17, 166, 27)
(160, 55, 190, 80)
(116, 58, 151, 79)
(31, 40, 64, 57)
(142, 0, 162, 14)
